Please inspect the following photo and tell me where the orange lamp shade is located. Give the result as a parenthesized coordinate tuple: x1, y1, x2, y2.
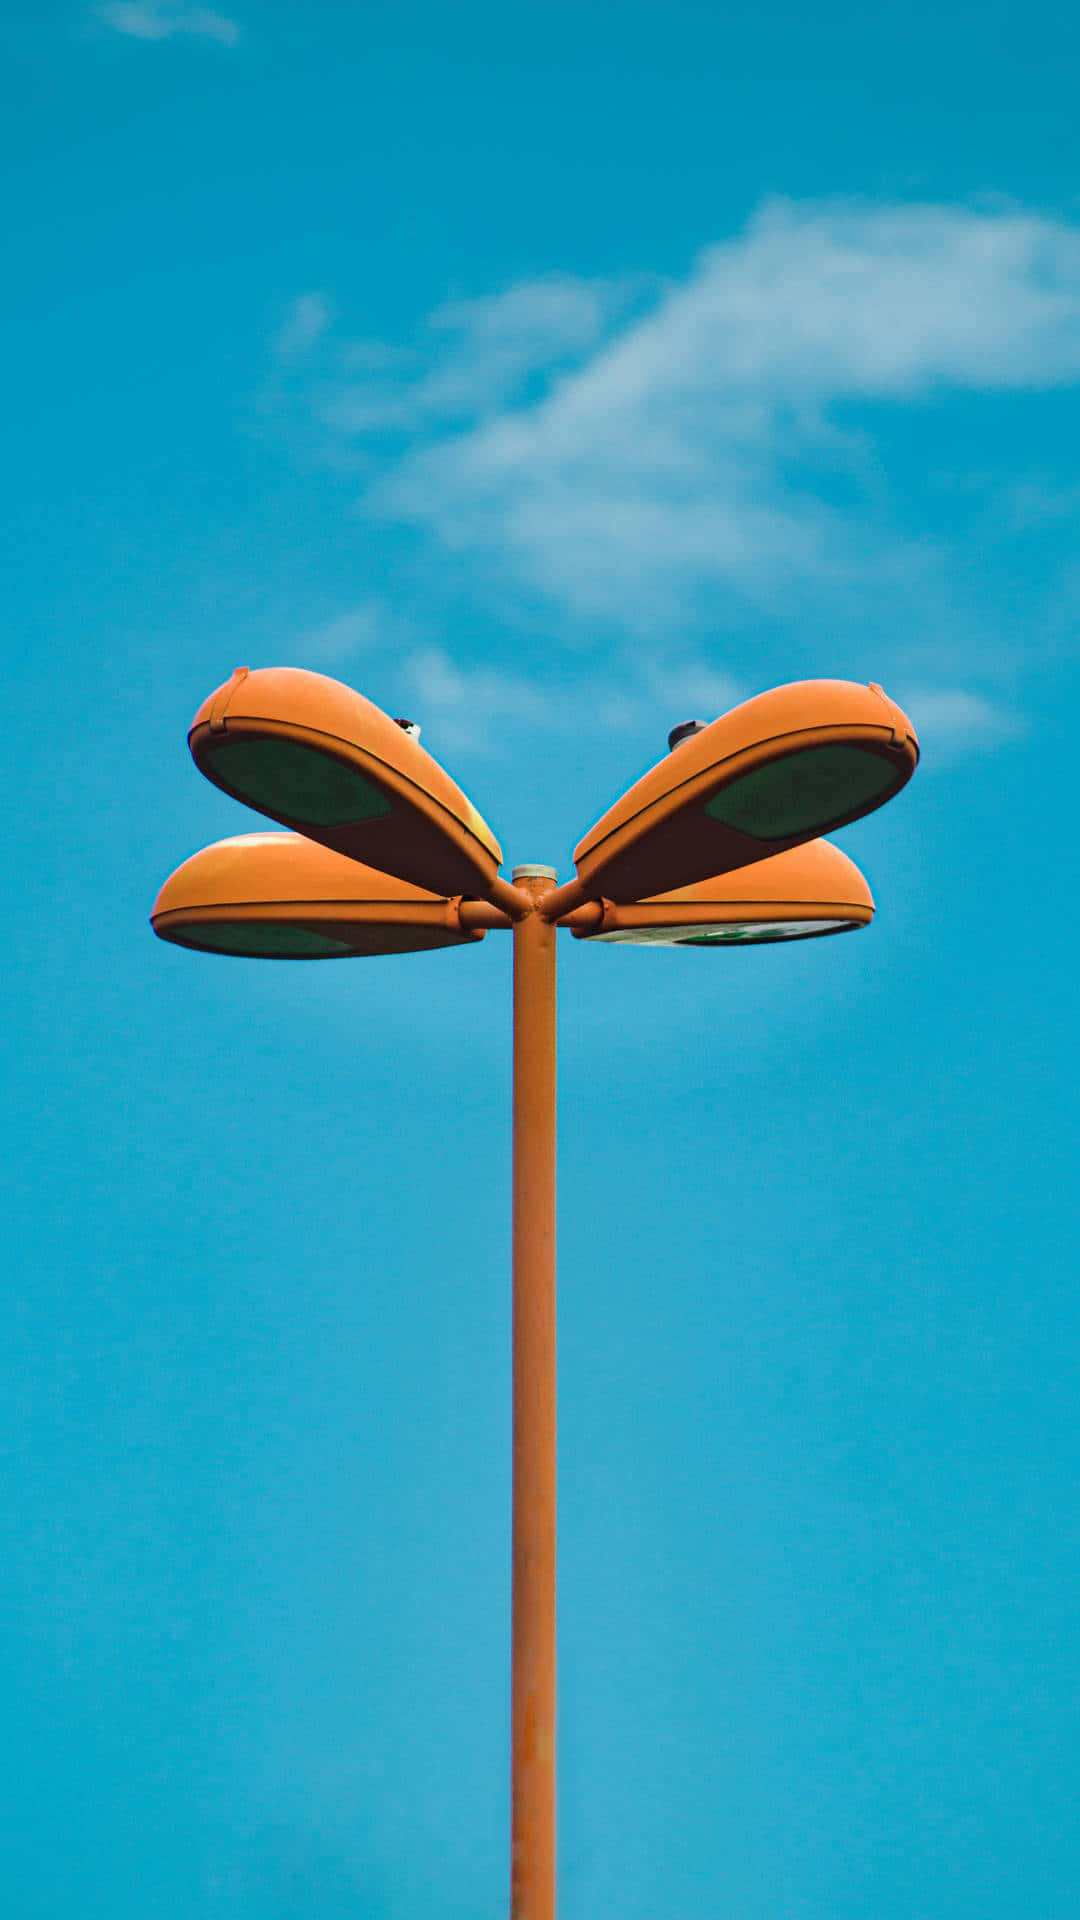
(188, 667, 504, 900)
(150, 832, 486, 959)
(573, 680, 918, 903)
(572, 837, 874, 946)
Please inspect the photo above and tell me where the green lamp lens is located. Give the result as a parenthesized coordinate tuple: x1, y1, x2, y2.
(204, 737, 392, 827)
(705, 745, 898, 840)
(675, 918, 851, 945)
(172, 921, 355, 958)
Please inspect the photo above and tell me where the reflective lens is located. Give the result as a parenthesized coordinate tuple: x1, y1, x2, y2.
(168, 921, 355, 958)
(675, 918, 852, 944)
(594, 918, 854, 946)
(705, 745, 898, 840)
(203, 738, 392, 827)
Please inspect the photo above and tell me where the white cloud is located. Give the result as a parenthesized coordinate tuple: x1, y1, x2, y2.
(286, 600, 740, 755)
(639, 660, 744, 722)
(272, 293, 333, 366)
(322, 273, 636, 437)
(370, 202, 1080, 630)
(899, 688, 1023, 752)
(96, 1, 240, 43)
(270, 198, 1080, 755)
(1003, 477, 1080, 531)
(297, 603, 392, 663)
(395, 647, 556, 753)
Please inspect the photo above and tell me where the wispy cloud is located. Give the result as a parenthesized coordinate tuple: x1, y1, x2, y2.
(96, 1, 240, 44)
(397, 646, 556, 753)
(1002, 477, 1080, 532)
(898, 688, 1023, 753)
(271, 197, 1080, 754)
(388, 644, 744, 757)
(272, 294, 333, 366)
(295, 202, 1080, 626)
(290, 600, 742, 757)
(297, 602, 394, 664)
(323, 274, 640, 437)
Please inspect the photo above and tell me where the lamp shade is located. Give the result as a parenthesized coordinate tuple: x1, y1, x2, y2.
(150, 832, 486, 959)
(188, 667, 504, 900)
(573, 680, 917, 902)
(572, 837, 873, 945)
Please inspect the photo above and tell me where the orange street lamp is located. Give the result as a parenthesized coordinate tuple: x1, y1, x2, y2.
(565, 836, 875, 946)
(152, 668, 918, 1920)
(540, 678, 916, 917)
(150, 830, 500, 957)
(186, 664, 526, 914)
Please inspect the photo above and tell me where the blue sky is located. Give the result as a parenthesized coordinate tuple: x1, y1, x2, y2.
(5, 4, 1080, 1916)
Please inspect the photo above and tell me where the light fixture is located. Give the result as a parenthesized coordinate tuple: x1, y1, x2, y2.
(151, 831, 494, 959)
(570, 837, 874, 946)
(542, 679, 917, 913)
(188, 666, 518, 908)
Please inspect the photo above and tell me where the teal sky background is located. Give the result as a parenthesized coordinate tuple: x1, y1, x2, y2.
(5, 3, 1080, 1915)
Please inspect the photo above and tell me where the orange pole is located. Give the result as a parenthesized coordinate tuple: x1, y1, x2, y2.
(490, 873, 537, 919)
(535, 873, 591, 922)
(510, 867, 558, 1920)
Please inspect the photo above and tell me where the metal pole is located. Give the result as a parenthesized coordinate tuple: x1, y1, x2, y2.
(510, 866, 558, 1920)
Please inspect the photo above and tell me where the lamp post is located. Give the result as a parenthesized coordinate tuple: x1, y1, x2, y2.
(152, 668, 917, 1920)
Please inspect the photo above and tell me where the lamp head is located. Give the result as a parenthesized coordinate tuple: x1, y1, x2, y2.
(574, 680, 917, 902)
(151, 832, 485, 959)
(188, 667, 503, 900)
(573, 838, 874, 946)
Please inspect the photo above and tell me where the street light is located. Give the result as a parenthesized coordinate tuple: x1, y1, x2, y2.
(152, 668, 918, 1920)
(567, 836, 875, 946)
(150, 830, 497, 957)
(541, 677, 917, 915)
(186, 664, 525, 913)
